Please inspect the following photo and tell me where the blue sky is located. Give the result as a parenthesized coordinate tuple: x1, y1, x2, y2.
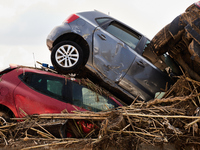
(0, 0, 196, 70)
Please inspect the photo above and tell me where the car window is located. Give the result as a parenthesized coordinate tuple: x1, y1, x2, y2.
(96, 18, 113, 29)
(105, 22, 141, 49)
(71, 82, 119, 112)
(19, 72, 66, 101)
(144, 40, 151, 51)
(96, 18, 112, 25)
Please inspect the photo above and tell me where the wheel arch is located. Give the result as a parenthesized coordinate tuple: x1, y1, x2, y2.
(0, 104, 15, 118)
(53, 33, 90, 66)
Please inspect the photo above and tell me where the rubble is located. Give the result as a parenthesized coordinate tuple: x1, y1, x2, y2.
(3, 2, 200, 149)
(147, 2, 200, 81)
(1, 75, 200, 149)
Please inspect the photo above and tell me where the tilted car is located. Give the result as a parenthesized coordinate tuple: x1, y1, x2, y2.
(47, 10, 173, 104)
(0, 65, 122, 125)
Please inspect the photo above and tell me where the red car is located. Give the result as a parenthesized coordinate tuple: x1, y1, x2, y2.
(0, 65, 122, 125)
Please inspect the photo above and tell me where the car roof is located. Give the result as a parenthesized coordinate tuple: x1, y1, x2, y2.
(0, 65, 70, 80)
(77, 10, 146, 38)
(77, 10, 110, 25)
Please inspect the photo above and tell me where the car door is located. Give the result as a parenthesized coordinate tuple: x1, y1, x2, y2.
(118, 40, 172, 101)
(13, 72, 74, 117)
(93, 20, 140, 82)
(94, 18, 171, 101)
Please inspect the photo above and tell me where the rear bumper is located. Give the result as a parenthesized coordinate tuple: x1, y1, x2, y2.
(46, 39, 53, 51)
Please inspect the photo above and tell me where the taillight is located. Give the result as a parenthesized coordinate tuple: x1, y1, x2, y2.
(195, 1, 200, 8)
(65, 14, 79, 23)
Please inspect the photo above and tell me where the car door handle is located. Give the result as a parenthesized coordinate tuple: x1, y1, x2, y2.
(97, 34, 106, 40)
(137, 61, 145, 68)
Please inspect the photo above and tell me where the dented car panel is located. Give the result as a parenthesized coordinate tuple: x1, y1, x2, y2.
(93, 27, 137, 82)
(47, 11, 172, 104)
(67, 17, 96, 66)
(119, 55, 170, 100)
(46, 23, 72, 50)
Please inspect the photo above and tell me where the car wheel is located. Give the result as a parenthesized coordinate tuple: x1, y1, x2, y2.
(149, 24, 172, 55)
(51, 41, 84, 74)
(0, 111, 10, 126)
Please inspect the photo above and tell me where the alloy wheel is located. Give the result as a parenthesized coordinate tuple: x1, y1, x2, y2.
(55, 45, 79, 68)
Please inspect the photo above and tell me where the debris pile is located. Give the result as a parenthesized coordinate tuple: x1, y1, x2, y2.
(1, 75, 200, 149)
(147, 2, 200, 82)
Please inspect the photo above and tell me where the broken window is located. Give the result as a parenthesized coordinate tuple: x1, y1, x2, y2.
(71, 82, 119, 112)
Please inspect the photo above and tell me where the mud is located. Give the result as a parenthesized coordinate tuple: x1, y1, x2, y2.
(147, 3, 200, 81)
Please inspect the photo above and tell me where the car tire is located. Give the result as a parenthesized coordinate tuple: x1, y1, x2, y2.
(0, 111, 10, 126)
(51, 41, 84, 74)
(150, 24, 173, 56)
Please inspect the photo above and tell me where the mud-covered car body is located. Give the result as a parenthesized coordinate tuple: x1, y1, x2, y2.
(0, 65, 122, 119)
(47, 11, 172, 104)
(148, 1, 200, 81)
